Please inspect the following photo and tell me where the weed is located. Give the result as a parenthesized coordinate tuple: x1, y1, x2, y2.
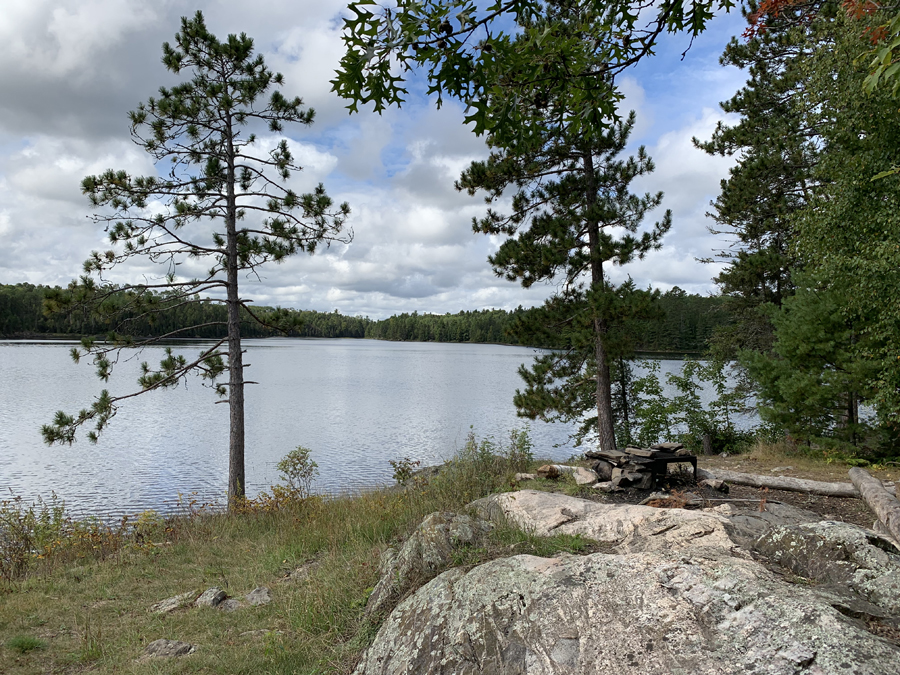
(6, 636, 46, 654)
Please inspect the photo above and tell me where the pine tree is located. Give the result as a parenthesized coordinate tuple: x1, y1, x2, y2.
(41, 12, 351, 507)
(457, 8, 671, 451)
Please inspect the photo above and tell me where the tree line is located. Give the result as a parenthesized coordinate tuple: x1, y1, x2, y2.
(1, 282, 727, 354)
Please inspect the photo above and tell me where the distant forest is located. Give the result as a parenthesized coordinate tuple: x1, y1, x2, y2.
(0, 283, 729, 354)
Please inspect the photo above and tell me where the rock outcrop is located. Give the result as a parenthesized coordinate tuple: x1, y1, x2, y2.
(355, 491, 899, 674)
(354, 550, 899, 674)
(365, 511, 492, 618)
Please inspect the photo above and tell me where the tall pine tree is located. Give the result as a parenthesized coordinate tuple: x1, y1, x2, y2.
(42, 13, 351, 507)
(457, 4, 670, 450)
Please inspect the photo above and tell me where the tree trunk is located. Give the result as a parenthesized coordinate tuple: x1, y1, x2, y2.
(697, 467, 897, 498)
(583, 150, 617, 452)
(225, 114, 245, 509)
(849, 467, 900, 544)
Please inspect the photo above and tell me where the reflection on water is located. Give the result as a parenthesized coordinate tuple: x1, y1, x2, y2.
(0, 339, 746, 518)
(1, 338, 581, 517)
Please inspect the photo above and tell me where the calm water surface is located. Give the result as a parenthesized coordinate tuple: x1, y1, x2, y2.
(0, 339, 734, 517)
(1, 338, 586, 516)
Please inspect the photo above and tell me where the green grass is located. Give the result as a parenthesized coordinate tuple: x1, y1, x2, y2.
(5, 636, 46, 655)
(0, 430, 581, 675)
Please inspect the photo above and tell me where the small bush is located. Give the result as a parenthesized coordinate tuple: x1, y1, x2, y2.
(389, 457, 421, 486)
(276, 446, 319, 499)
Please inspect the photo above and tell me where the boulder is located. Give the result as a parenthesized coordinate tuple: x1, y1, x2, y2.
(246, 586, 272, 606)
(364, 511, 492, 618)
(217, 598, 242, 612)
(572, 467, 598, 486)
(194, 587, 226, 608)
(354, 550, 899, 675)
(514, 472, 537, 482)
(755, 520, 900, 615)
(590, 460, 613, 481)
(141, 639, 196, 659)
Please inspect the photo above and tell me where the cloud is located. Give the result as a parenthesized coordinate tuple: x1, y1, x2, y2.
(0, 0, 752, 318)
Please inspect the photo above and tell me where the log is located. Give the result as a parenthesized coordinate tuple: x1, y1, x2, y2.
(697, 467, 896, 498)
(849, 467, 900, 544)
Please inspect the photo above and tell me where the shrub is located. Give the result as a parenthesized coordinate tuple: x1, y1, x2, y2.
(276, 446, 319, 499)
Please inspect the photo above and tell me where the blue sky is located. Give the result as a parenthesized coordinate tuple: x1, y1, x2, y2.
(0, 1, 749, 318)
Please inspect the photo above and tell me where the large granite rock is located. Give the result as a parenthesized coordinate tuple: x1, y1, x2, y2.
(354, 550, 899, 674)
(471, 490, 738, 554)
(755, 520, 900, 615)
(354, 491, 899, 674)
(365, 511, 492, 618)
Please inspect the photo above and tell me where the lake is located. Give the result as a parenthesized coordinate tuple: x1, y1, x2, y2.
(0, 338, 719, 518)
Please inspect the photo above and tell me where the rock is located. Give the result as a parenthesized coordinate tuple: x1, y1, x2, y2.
(623, 446, 656, 458)
(611, 468, 653, 489)
(705, 501, 822, 550)
(149, 591, 196, 614)
(591, 481, 621, 492)
(194, 587, 226, 608)
(584, 448, 626, 461)
(246, 586, 272, 606)
(279, 558, 320, 583)
(365, 511, 492, 618)
(590, 460, 613, 481)
(754, 520, 900, 614)
(141, 639, 196, 659)
(699, 478, 729, 492)
(354, 550, 899, 675)
(651, 441, 684, 451)
(537, 465, 561, 479)
(514, 472, 537, 482)
(217, 598, 242, 612)
(572, 467, 598, 486)
(471, 490, 736, 554)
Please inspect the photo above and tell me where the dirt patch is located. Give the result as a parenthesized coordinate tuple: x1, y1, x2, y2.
(580, 462, 883, 530)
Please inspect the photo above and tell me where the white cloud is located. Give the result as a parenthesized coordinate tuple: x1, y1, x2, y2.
(0, 0, 751, 316)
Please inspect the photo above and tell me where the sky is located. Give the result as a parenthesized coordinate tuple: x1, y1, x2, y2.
(0, 0, 750, 319)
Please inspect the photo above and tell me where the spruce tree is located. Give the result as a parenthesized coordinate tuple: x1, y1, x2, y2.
(694, 1, 821, 360)
(41, 12, 351, 507)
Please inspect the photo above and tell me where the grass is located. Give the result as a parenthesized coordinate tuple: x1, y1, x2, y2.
(4, 435, 887, 674)
(0, 430, 553, 675)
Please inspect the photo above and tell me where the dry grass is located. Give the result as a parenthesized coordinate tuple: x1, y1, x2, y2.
(0, 431, 546, 675)
(701, 440, 898, 484)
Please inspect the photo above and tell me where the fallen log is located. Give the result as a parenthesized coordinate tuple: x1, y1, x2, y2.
(697, 467, 896, 498)
(849, 467, 900, 544)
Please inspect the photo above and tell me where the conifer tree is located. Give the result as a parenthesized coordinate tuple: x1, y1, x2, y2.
(457, 6, 670, 450)
(694, 1, 821, 360)
(41, 12, 351, 507)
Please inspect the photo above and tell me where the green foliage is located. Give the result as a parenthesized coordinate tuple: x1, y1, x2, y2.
(40, 12, 350, 507)
(629, 359, 752, 453)
(389, 457, 421, 486)
(276, 446, 320, 499)
(0, 494, 127, 584)
(5, 636, 46, 654)
(332, 0, 734, 144)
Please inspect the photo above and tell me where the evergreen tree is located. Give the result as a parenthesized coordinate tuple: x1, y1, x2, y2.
(41, 13, 351, 507)
(457, 6, 670, 450)
(694, 1, 820, 360)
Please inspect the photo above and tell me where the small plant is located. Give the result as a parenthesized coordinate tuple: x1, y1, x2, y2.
(277, 446, 319, 499)
(389, 457, 421, 486)
(6, 635, 46, 654)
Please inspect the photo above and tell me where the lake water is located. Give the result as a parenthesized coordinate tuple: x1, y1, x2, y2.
(0, 339, 727, 518)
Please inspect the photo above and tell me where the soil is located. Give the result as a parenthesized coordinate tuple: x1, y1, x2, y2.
(581, 455, 897, 531)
